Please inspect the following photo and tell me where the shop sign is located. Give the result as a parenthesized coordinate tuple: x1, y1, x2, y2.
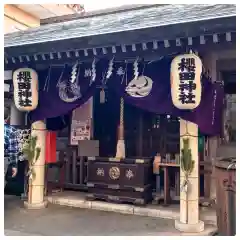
(170, 54, 202, 110)
(13, 68, 38, 111)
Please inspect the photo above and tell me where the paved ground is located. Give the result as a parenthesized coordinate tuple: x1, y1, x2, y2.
(4, 195, 178, 236)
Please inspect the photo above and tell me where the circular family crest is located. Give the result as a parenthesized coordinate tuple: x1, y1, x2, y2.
(125, 75, 153, 98)
(58, 81, 81, 103)
(109, 167, 120, 180)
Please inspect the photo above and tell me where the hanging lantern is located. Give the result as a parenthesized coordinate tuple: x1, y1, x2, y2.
(13, 68, 38, 111)
(170, 53, 202, 110)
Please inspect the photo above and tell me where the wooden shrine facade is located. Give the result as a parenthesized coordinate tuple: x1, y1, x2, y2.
(4, 4, 236, 205)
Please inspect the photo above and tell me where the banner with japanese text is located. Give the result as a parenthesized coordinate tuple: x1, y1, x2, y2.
(30, 58, 224, 135)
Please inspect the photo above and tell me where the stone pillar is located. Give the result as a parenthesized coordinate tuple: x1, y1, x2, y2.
(175, 120, 204, 233)
(24, 120, 47, 209)
(10, 101, 25, 126)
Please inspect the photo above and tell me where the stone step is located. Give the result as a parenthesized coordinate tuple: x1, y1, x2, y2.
(47, 193, 217, 226)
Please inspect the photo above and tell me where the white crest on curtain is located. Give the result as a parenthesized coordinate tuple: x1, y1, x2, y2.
(125, 61, 153, 98)
(57, 62, 82, 103)
(125, 75, 153, 98)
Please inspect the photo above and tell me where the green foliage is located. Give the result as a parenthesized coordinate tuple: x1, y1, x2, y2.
(180, 138, 195, 178)
(180, 138, 195, 224)
(22, 136, 41, 180)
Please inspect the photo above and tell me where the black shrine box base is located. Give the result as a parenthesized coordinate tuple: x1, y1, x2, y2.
(86, 157, 153, 205)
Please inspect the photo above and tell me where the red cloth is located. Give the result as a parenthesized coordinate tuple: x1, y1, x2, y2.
(45, 131, 57, 163)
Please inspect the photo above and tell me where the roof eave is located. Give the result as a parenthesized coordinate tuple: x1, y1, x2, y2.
(4, 15, 236, 59)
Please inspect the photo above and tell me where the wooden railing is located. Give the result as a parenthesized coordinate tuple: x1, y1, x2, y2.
(46, 147, 87, 193)
(64, 147, 87, 190)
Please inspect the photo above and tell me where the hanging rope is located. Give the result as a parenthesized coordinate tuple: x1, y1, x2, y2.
(119, 97, 124, 140)
(31, 128, 47, 131)
(141, 62, 146, 76)
(56, 65, 66, 87)
(43, 66, 52, 92)
(120, 61, 128, 85)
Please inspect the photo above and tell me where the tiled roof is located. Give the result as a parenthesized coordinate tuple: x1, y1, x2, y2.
(4, 4, 236, 48)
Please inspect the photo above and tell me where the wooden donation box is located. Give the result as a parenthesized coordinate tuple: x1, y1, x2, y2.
(86, 157, 153, 205)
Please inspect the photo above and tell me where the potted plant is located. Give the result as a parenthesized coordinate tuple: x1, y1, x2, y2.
(22, 136, 41, 204)
(180, 138, 195, 224)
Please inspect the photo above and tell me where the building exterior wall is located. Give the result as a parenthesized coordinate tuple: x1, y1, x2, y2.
(4, 4, 40, 34)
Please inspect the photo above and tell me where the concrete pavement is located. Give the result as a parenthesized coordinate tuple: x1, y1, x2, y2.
(5, 229, 39, 236)
(4, 195, 217, 236)
(47, 191, 217, 225)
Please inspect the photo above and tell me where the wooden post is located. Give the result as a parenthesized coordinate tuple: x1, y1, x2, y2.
(175, 119, 204, 233)
(24, 120, 47, 209)
(10, 102, 25, 126)
(202, 53, 218, 202)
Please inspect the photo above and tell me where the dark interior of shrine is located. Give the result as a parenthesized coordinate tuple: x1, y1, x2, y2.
(93, 87, 196, 196)
(93, 87, 180, 158)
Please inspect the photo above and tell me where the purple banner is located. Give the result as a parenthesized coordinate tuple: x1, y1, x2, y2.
(30, 58, 224, 136)
(30, 61, 104, 122)
(108, 59, 224, 136)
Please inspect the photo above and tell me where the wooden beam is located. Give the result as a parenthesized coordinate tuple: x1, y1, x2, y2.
(4, 4, 40, 28)
(40, 4, 160, 25)
(4, 15, 28, 33)
(40, 4, 75, 16)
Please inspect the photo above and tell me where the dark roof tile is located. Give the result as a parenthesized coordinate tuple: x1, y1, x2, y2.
(4, 4, 236, 48)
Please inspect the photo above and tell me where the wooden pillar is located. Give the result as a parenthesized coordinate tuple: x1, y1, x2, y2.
(10, 101, 25, 126)
(24, 120, 47, 209)
(202, 53, 218, 201)
(175, 120, 204, 233)
(5, 71, 25, 127)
